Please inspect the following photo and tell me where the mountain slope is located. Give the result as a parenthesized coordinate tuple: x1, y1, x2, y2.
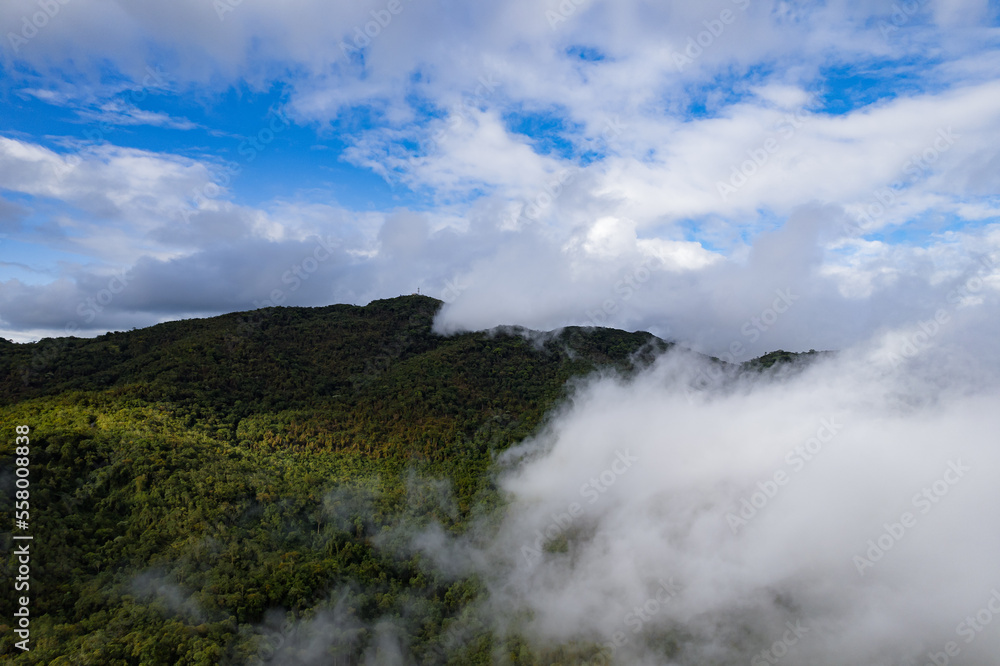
(0, 296, 680, 664)
(0, 296, 826, 664)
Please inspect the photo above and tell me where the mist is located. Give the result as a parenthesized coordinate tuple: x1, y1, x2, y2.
(412, 292, 1000, 665)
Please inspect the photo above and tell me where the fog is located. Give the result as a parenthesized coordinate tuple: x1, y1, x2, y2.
(414, 297, 1000, 665)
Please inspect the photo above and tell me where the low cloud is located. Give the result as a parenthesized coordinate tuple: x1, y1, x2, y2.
(412, 308, 1000, 664)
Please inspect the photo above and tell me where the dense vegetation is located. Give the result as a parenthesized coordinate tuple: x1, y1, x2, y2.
(0, 296, 815, 664)
(741, 348, 832, 371)
(0, 296, 675, 664)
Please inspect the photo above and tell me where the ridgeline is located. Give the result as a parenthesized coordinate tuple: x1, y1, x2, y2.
(0, 295, 816, 664)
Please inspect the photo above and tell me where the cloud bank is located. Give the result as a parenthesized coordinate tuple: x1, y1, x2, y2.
(410, 305, 1000, 664)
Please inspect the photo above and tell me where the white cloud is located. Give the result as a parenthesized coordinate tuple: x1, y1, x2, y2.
(78, 101, 201, 131)
(0, 0, 997, 357)
(414, 310, 1000, 663)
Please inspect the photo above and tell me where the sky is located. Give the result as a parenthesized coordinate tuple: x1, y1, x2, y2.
(0, 0, 999, 359)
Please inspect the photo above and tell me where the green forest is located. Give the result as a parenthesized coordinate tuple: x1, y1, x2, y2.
(0, 295, 809, 664)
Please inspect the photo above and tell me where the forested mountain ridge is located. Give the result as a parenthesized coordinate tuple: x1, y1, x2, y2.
(0, 296, 814, 664)
(2, 295, 667, 420)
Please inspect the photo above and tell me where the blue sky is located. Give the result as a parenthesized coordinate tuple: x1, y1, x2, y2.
(1, 0, 999, 355)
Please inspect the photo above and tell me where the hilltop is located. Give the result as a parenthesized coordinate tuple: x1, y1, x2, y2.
(0, 295, 822, 664)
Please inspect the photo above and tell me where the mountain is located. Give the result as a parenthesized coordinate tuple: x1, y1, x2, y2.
(0, 295, 815, 664)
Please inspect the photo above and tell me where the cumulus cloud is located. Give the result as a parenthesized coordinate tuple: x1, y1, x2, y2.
(0, 0, 998, 358)
(433, 206, 1000, 360)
